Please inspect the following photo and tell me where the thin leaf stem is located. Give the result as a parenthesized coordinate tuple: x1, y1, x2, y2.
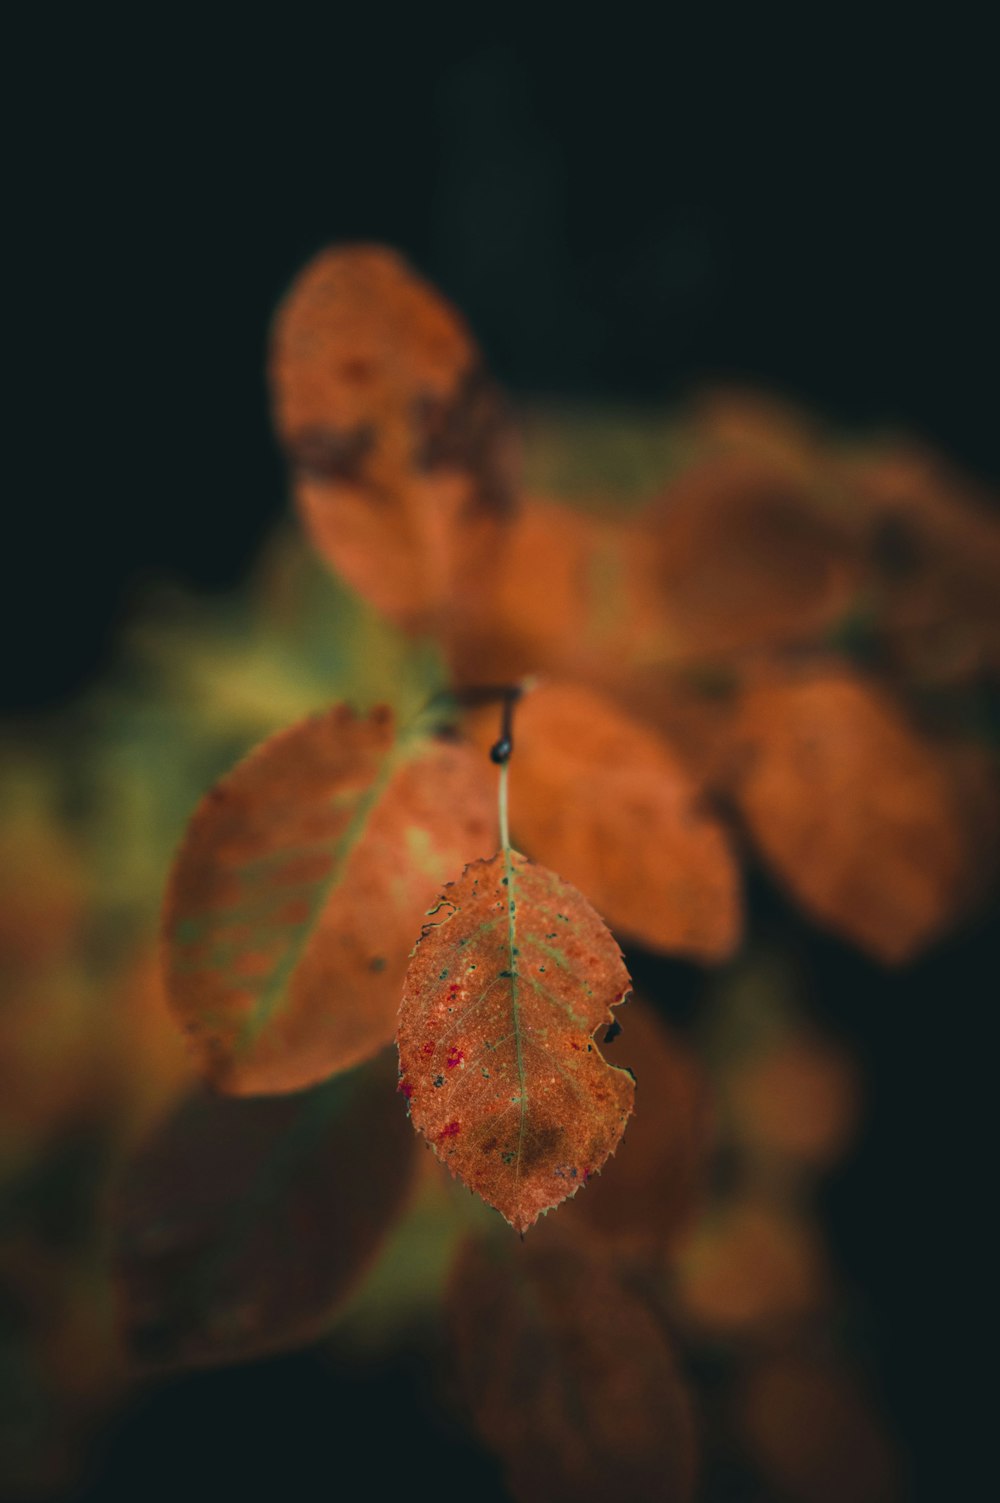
(498, 758, 511, 854)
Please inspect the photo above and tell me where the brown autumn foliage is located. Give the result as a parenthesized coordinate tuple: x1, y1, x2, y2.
(164, 704, 495, 1095)
(113, 1049, 414, 1369)
(734, 1353, 901, 1503)
(449, 1227, 698, 1503)
(397, 851, 634, 1231)
(562, 996, 712, 1254)
(269, 244, 519, 636)
(727, 667, 982, 963)
(6, 241, 993, 1496)
(671, 1200, 830, 1338)
(637, 450, 860, 661)
(467, 681, 741, 961)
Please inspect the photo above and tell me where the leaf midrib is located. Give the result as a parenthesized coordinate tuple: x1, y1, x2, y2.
(502, 845, 527, 1193)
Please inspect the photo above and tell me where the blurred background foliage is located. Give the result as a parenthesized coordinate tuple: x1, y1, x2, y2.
(4, 13, 998, 1502)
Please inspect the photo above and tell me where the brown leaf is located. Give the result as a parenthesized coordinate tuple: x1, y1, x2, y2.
(397, 851, 634, 1232)
(164, 704, 496, 1095)
(448, 496, 663, 687)
(269, 244, 518, 632)
(734, 1354, 900, 1503)
(849, 443, 1000, 683)
(563, 997, 712, 1252)
(471, 682, 741, 960)
(729, 668, 972, 963)
(637, 452, 860, 661)
(449, 1226, 698, 1503)
(727, 1033, 860, 1170)
(113, 1049, 414, 1370)
(672, 1200, 830, 1338)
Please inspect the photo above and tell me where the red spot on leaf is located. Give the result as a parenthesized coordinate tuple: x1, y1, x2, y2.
(446, 1046, 465, 1069)
(398, 1080, 414, 1100)
(421, 1041, 435, 1055)
(439, 1120, 461, 1139)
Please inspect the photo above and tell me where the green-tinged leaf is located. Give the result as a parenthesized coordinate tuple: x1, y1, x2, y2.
(164, 703, 495, 1095)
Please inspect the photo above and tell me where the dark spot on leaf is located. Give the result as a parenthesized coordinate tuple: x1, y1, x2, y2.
(369, 955, 387, 973)
(290, 422, 376, 482)
(433, 1075, 444, 1088)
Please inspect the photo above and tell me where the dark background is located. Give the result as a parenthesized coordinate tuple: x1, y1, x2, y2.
(7, 13, 997, 712)
(7, 14, 996, 1501)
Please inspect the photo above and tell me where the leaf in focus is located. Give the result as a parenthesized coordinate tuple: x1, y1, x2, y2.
(448, 1226, 698, 1503)
(164, 704, 495, 1095)
(729, 668, 974, 963)
(269, 244, 518, 633)
(397, 851, 634, 1232)
(471, 682, 741, 961)
(112, 1049, 414, 1370)
(563, 997, 711, 1253)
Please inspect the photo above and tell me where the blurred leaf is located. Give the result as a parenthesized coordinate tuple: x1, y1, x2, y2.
(734, 1353, 900, 1503)
(849, 443, 1000, 685)
(561, 997, 711, 1253)
(448, 496, 665, 690)
(397, 851, 634, 1232)
(449, 1225, 698, 1503)
(164, 705, 496, 1095)
(729, 667, 977, 963)
(726, 1033, 860, 1172)
(637, 450, 860, 661)
(672, 1200, 830, 1338)
(113, 1048, 414, 1370)
(470, 682, 741, 960)
(269, 244, 518, 634)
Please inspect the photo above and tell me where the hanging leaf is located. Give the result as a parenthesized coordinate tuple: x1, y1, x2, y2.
(448, 1227, 698, 1503)
(469, 682, 741, 961)
(728, 668, 972, 963)
(269, 244, 518, 633)
(397, 850, 634, 1232)
(164, 704, 495, 1095)
(112, 1049, 414, 1371)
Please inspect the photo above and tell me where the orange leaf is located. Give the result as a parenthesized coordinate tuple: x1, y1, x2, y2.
(563, 997, 711, 1252)
(113, 1050, 414, 1370)
(447, 496, 665, 690)
(471, 682, 741, 960)
(729, 669, 972, 963)
(164, 704, 495, 1095)
(397, 851, 634, 1232)
(449, 1227, 698, 1503)
(269, 244, 518, 632)
(637, 452, 859, 661)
